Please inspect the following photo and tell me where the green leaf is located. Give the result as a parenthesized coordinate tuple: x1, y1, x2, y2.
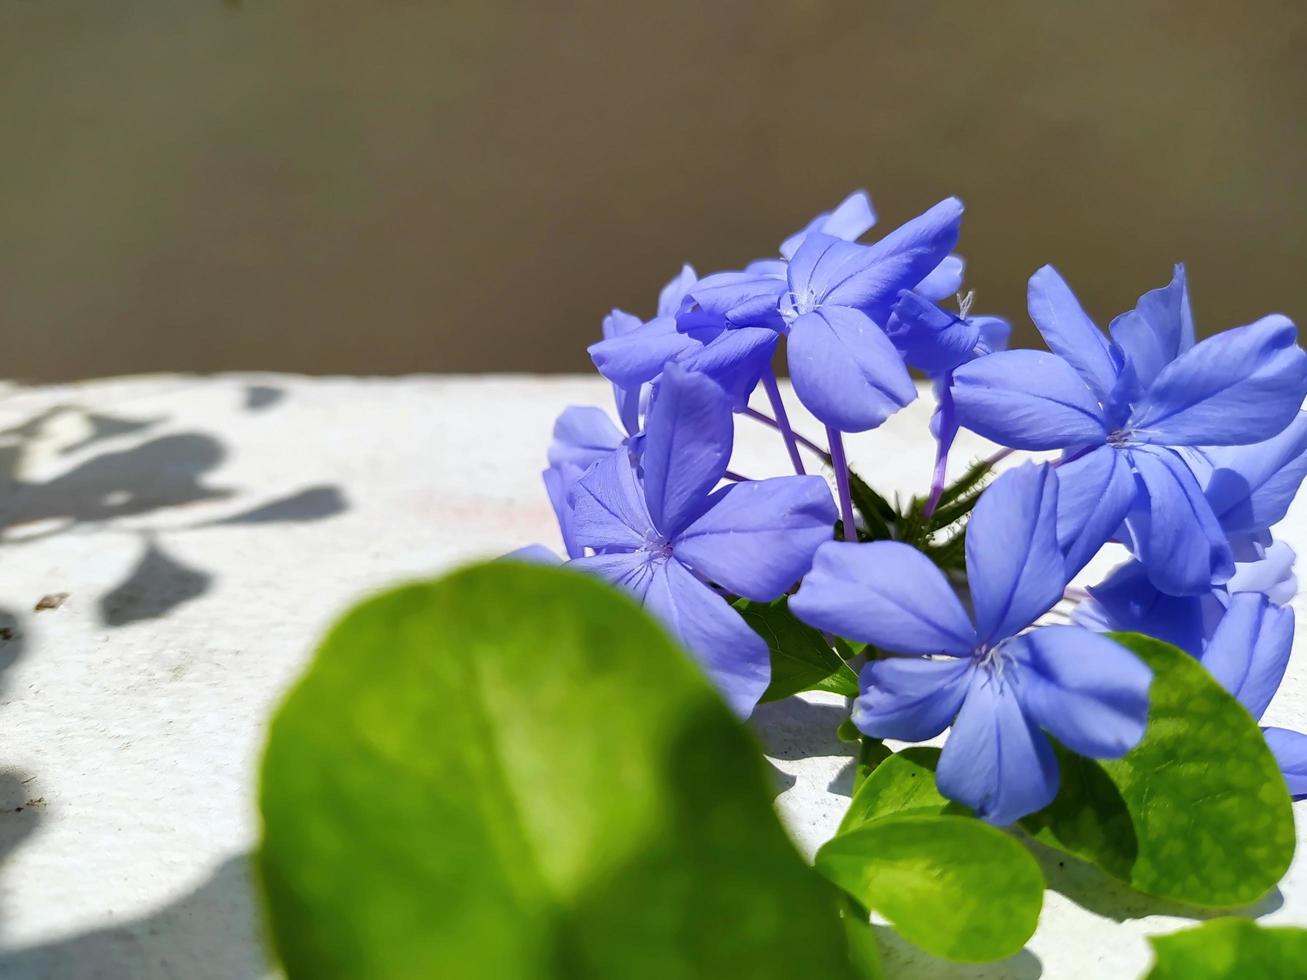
(839, 747, 955, 833)
(839, 901, 885, 979)
(1026, 633, 1295, 907)
(847, 469, 896, 541)
(259, 562, 862, 979)
(1019, 741, 1137, 881)
(932, 455, 993, 504)
(816, 815, 1043, 963)
(736, 597, 859, 701)
(923, 527, 968, 573)
(1145, 918, 1307, 979)
(851, 736, 893, 794)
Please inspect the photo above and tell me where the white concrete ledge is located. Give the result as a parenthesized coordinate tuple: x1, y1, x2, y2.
(0, 374, 1304, 978)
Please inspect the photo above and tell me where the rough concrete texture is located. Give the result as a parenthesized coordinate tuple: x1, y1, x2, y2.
(0, 374, 1303, 979)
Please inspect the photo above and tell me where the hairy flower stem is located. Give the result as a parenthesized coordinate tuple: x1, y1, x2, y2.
(827, 426, 857, 542)
(985, 446, 1015, 467)
(761, 368, 807, 475)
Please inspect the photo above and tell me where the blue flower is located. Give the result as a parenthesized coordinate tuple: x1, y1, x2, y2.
(952, 264, 1307, 594)
(566, 364, 836, 715)
(673, 197, 965, 431)
(542, 406, 627, 559)
(1076, 543, 1307, 796)
(1186, 410, 1307, 560)
(791, 463, 1152, 825)
(885, 289, 1011, 511)
(778, 189, 878, 260)
(886, 289, 1010, 377)
(588, 264, 703, 430)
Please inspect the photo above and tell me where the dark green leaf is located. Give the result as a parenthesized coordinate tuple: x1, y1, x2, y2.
(816, 815, 1043, 962)
(260, 562, 862, 979)
(1020, 742, 1137, 881)
(851, 737, 893, 794)
(923, 528, 968, 573)
(1145, 918, 1307, 979)
(736, 597, 860, 701)
(847, 470, 896, 540)
(929, 456, 994, 513)
(833, 636, 866, 659)
(1026, 633, 1295, 907)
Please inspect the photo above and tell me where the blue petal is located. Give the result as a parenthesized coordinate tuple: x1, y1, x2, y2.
(966, 464, 1067, 643)
(589, 314, 700, 389)
(1262, 727, 1307, 798)
(779, 189, 877, 260)
(674, 476, 836, 601)
(657, 264, 699, 319)
(1124, 447, 1233, 596)
(1129, 314, 1307, 446)
(680, 270, 787, 330)
(815, 198, 964, 318)
(1201, 411, 1307, 536)
(570, 450, 654, 552)
(951, 350, 1108, 450)
(546, 406, 625, 470)
(1200, 592, 1294, 720)
(1027, 265, 1122, 404)
(886, 290, 982, 375)
(787, 307, 916, 432)
(1107, 264, 1194, 391)
(675, 325, 779, 410)
(1054, 445, 1137, 577)
(1075, 559, 1214, 657)
(974, 315, 1012, 355)
(640, 365, 734, 538)
(852, 655, 975, 742)
(1228, 541, 1298, 605)
(791, 540, 978, 654)
(936, 667, 1060, 826)
(500, 544, 563, 565)
(915, 254, 965, 303)
(644, 557, 771, 716)
(1009, 625, 1152, 758)
(785, 231, 876, 308)
(543, 463, 583, 559)
(567, 550, 661, 598)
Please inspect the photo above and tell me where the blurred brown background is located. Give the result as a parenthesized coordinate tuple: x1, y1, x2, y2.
(1, 1, 1304, 382)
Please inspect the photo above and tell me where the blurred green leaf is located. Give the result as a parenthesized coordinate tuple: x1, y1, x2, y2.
(259, 562, 863, 979)
(736, 597, 859, 701)
(1145, 918, 1307, 978)
(816, 815, 1043, 962)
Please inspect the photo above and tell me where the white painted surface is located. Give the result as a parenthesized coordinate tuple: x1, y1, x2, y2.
(0, 374, 1302, 979)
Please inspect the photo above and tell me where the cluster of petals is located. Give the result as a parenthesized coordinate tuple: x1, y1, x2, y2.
(518, 189, 1307, 823)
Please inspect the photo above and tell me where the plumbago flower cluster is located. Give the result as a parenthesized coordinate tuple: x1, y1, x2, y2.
(518, 190, 1307, 827)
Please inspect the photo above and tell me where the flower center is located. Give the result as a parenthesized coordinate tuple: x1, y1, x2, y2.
(1106, 427, 1134, 448)
(780, 289, 821, 322)
(973, 639, 1016, 692)
(641, 533, 674, 560)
